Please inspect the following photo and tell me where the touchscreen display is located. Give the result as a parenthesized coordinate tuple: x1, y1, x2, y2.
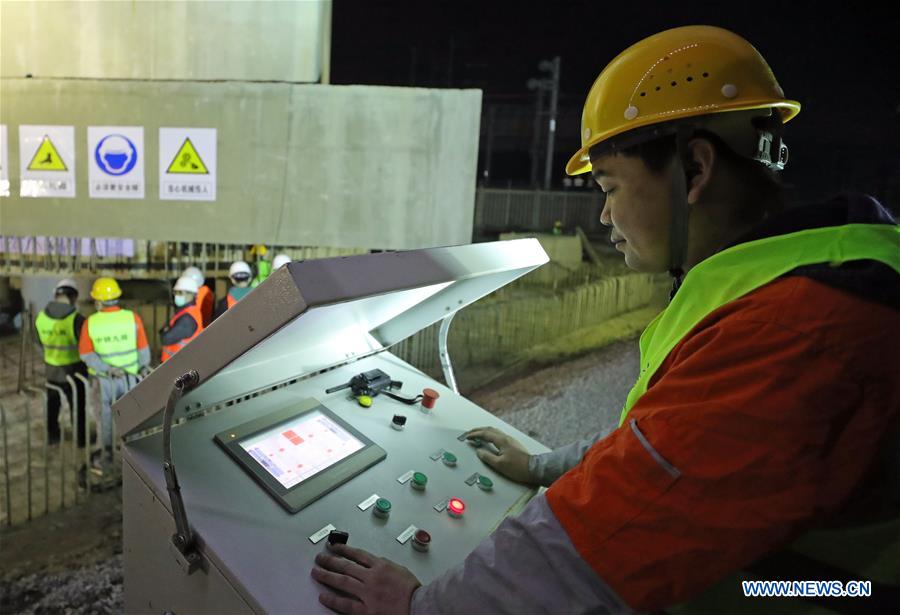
(239, 410, 364, 489)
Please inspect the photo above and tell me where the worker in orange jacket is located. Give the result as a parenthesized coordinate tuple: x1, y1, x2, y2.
(160, 275, 204, 362)
(310, 26, 900, 615)
(182, 266, 213, 327)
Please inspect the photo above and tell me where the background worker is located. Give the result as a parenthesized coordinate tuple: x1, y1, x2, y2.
(160, 275, 204, 362)
(310, 26, 900, 614)
(213, 260, 252, 320)
(182, 265, 213, 327)
(34, 279, 87, 447)
(78, 277, 151, 467)
(250, 244, 272, 288)
(272, 253, 292, 270)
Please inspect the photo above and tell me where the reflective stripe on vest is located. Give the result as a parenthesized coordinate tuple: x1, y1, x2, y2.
(620, 223, 900, 426)
(160, 304, 203, 362)
(87, 309, 140, 375)
(35, 310, 80, 366)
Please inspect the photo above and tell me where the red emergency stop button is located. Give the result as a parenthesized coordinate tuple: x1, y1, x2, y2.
(447, 497, 465, 518)
(422, 388, 439, 409)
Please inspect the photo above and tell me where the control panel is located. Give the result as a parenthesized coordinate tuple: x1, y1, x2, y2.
(123, 351, 547, 614)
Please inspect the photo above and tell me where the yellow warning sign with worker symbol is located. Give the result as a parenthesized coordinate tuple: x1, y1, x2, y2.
(165, 138, 209, 174)
(159, 128, 217, 201)
(19, 125, 76, 198)
(27, 135, 68, 171)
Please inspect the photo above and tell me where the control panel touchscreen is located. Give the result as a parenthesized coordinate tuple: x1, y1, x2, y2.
(215, 399, 386, 513)
(238, 410, 365, 489)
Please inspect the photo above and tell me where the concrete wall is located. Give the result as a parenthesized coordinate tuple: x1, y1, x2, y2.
(1, 0, 325, 82)
(0, 80, 482, 249)
(1, 0, 482, 251)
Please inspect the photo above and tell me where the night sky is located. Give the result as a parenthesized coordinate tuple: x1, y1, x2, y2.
(333, 1, 900, 207)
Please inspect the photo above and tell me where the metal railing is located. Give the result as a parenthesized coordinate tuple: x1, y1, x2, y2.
(0, 237, 367, 278)
(0, 347, 123, 526)
(474, 188, 602, 234)
(392, 267, 667, 385)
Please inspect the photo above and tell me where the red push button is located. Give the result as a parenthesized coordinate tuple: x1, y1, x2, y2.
(447, 497, 465, 518)
(412, 529, 431, 552)
(422, 388, 439, 409)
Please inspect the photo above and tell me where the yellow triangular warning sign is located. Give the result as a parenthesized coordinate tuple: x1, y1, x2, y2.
(27, 136, 68, 171)
(166, 138, 209, 174)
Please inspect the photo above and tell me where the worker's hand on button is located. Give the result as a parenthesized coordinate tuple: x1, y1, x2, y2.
(108, 367, 126, 378)
(465, 426, 535, 485)
(312, 542, 421, 615)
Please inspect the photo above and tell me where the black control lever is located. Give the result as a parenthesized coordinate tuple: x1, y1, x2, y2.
(326, 369, 422, 405)
(326, 368, 393, 396)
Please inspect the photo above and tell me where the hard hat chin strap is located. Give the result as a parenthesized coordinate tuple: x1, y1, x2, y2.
(667, 125, 693, 297)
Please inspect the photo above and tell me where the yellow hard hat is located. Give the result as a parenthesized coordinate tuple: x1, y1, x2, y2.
(90, 277, 122, 301)
(566, 25, 801, 175)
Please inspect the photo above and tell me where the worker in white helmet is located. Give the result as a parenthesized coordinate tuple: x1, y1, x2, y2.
(272, 253, 292, 270)
(213, 260, 253, 320)
(182, 266, 213, 327)
(160, 275, 204, 362)
(34, 279, 87, 446)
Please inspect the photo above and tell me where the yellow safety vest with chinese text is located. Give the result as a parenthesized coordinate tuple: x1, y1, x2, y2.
(86, 309, 140, 375)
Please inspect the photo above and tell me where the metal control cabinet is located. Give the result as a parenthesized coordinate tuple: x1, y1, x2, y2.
(116, 240, 550, 614)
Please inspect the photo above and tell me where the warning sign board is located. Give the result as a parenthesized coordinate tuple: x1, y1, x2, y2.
(165, 138, 209, 174)
(19, 125, 76, 198)
(159, 128, 216, 201)
(0, 125, 9, 197)
(88, 126, 145, 199)
(27, 136, 68, 171)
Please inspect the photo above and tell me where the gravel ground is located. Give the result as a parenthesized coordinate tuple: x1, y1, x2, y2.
(1, 339, 639, 613)
(470, 339, 639, 448)
(1, 556, 124, 615)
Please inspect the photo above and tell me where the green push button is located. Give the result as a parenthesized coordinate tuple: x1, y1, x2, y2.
(477, 475, 493, 491)
(373, 498, 392, 518)
(442, 451, 457, 467)
(357, 395, 373, 408)
(411, 472, 428, 490)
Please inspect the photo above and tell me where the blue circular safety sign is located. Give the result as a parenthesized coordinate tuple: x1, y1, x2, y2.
(94, 134, 138, 176)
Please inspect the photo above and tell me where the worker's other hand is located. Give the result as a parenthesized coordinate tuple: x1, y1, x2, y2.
(139, 366, 152, 378)
(312, 542, 421, 615)
(108, 367, 126, 378)
(465, 426, 535, 485)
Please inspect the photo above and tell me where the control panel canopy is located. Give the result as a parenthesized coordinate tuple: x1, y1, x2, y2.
(115, 239, 549, 438)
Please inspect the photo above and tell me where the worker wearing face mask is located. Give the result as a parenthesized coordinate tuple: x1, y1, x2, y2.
(182, 266, 213, 327)
(159, 275, 204, 363)
(213, 260, 253, 320)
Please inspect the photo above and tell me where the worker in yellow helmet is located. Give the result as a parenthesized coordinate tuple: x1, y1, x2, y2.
(79, 277, 151, 469)
(312, 26, 900, 615)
